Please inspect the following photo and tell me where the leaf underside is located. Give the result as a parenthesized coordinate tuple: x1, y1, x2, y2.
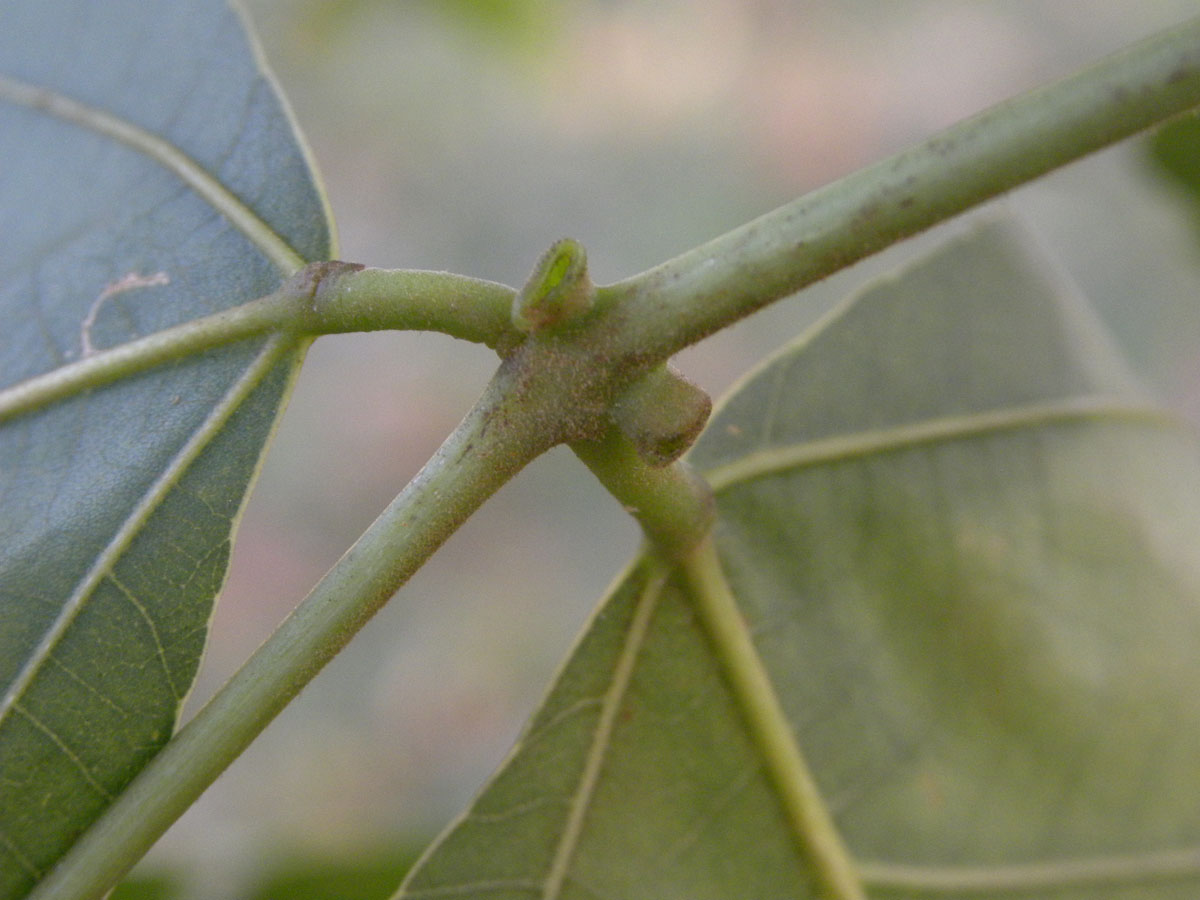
(397, 223, 1200, 900)
(0, 2, 332, 895)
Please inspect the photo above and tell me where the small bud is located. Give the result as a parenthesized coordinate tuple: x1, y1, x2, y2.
(611, 365, 712, 466)
(512, 238, 594, 333)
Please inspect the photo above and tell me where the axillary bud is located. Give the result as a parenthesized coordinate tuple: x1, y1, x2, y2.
(512, 238, 594, 333)
(611, 364, 712, 466)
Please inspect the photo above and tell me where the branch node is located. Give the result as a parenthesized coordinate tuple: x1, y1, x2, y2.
(284, 260, 366, 322)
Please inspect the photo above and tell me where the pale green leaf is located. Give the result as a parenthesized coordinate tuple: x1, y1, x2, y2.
(397, 223, 1200, 899)
(0, 2, 332, 895)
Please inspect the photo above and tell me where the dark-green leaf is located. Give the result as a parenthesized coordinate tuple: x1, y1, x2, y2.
(395, 223, 1200, 899)
(0, 2, 331, 895)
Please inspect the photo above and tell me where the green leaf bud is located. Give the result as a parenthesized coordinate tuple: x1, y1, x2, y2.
(512, 238, 594, 333)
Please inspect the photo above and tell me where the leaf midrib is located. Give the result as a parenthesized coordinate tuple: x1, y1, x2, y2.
(0, 72, 305, 273)
(0, 336, 298, 758)
(703, 395, 1180, 492)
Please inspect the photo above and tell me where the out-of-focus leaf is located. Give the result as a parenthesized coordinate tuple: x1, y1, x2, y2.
(0, 2, 331, 895)
(425, 0, 559, 49)
(246, 846, 424, 900)
(109, 872, 183, 900)
(1148, 112, 1200, 219)
(286, 0, 562, 58)
(395, 223, 1200, 899)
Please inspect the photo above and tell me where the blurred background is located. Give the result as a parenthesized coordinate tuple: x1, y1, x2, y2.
(124, 1, 1200, 896)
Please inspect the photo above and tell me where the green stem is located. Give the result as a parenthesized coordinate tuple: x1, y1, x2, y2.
(681, 536, 867, 900)
(9, 17, 1200, 424)
(597, 14, 1200, 363)
(306, 265, 518, 350)
(23, 15, 1200, 897)
(570, 426, 714, 559)
(26, 357, 555, 900)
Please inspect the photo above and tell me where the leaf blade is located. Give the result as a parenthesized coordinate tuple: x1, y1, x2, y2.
(0, 1, 332, 894)
(396, 222, 1200, 899)
(0, 73, 305, 272)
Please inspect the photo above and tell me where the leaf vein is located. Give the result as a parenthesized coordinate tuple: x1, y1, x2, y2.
(540, 563, 668, 900)
(44, 655, 130, 718)
(404, 880, 542, 898)
(520, 697, 603, 751)
(656, 764, 758, 870)
(0, 338, 295, 742)
(12, 701, 114, 801)
(463, 796, 561, 825)
(0, 73, 305, 273)
(858, 846, 1200, 894)
(0, 826, 42, 879)
(106, 573, 180, 702)
(704, 395, 1177, 492)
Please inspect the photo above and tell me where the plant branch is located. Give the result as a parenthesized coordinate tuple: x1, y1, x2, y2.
(303, 264, 518, 350)
(23, 16, 1200, 898)
(26, 353, 557, 900)
(596, 14, 1200, 363)
(570, 426, 714, 560)
(10, 16, 1200, 427)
